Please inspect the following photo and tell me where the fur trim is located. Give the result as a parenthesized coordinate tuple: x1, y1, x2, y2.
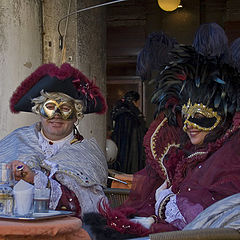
(96, 199, 151, 237)
(83, 212, 138, 240)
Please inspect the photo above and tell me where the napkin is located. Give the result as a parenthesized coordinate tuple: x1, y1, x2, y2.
(13, 180, 34, 216)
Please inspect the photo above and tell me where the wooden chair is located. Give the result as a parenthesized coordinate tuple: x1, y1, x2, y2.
(103, 187, 130, 208)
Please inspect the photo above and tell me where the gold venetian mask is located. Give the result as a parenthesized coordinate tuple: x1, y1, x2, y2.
(182, 99, 221, 132)
(40, 99, 75, 120)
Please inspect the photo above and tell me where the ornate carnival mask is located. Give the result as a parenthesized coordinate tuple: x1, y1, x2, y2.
(182, 99, 221, 132)
(40, 99, 75, 120)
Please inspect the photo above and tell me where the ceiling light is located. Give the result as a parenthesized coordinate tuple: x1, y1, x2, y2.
(157, 0, 181, 12)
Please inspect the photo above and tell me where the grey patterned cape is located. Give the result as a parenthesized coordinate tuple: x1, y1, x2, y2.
(0, 123, 108, 214)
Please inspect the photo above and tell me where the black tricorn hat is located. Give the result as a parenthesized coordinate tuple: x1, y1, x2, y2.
(10, 63, 107, 114)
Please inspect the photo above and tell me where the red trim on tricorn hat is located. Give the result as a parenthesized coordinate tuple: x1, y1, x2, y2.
(10, 63, 107, 114)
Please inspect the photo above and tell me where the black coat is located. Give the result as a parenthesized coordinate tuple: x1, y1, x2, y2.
(111, 100, 147, 174)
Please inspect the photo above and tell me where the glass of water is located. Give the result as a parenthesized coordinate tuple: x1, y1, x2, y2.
(33, 188, 50, 213)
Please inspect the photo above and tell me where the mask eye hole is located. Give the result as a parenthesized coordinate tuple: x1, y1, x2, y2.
(194, 113, 205, 119)
(60, 104, 72, 113)
(45, 103, 56, 110)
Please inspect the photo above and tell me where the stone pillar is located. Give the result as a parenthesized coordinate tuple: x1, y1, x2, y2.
(0, 0, 42, 138)
(77, 0, 107, 151)
(42, 0, 77, 66)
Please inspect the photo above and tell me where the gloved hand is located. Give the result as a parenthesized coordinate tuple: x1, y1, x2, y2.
(130, 216, 155, 229)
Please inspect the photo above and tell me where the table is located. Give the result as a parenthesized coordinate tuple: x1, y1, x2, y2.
(110, 172, 133, 189)
(0, 216, 91, 240)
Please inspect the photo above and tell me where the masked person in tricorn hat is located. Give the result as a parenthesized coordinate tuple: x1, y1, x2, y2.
(0, 63, 108, 217)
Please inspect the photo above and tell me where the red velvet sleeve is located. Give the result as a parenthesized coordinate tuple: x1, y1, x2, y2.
(55, 184, 81, 217)
(51, 175, 81, 218)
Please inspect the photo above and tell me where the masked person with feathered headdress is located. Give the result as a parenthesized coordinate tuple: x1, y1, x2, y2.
(83, 25, 240, 239)
(0, 63, 108, 218)
(152, 43, 240, 229)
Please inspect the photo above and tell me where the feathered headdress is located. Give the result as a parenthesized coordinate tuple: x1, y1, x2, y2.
(152, 44, 240, 121)
(151, 23, 235, 124)
(10, 63, 107, 115)
(136, 31, 178, 81)
(193, 22, 229, 63)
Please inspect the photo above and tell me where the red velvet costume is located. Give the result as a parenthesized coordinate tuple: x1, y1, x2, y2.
(99, 111, 240, 236)
(96, 38, 240, 237)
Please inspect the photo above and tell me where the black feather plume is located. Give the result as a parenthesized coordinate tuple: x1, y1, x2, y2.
(136, 31, 178, 81)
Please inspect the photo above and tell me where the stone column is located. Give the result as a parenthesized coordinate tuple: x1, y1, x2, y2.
(42, 0, 77, 66)
(0, 0, 42, 138)
(76, 0, 107, 151)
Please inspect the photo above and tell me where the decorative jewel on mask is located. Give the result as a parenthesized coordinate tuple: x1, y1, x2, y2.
(40, 99, 75, 120)
(182, 99, 221, 132)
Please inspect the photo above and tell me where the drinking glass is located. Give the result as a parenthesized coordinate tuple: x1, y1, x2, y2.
(33, 188, 50, 213)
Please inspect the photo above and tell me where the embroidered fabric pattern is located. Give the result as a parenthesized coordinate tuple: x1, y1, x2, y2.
(155, 189, 174, 219)
(158, 193, 174, 220)
(56, 173, 107, 215)
(149, 117, 180, 183)
(187, 151, 207, 159)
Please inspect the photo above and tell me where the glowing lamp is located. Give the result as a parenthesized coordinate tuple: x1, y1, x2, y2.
(157, 0, 181, 12)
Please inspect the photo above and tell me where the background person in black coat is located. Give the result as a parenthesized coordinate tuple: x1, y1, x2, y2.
(110, 91, 147, 174)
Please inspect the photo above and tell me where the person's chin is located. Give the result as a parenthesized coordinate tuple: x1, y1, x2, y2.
(188, 135, 200, 145)
(190, 139, 199, 145)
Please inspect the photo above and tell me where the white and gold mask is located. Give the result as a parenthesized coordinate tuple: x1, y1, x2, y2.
(182, 99, 221, 132)
(40, 99, 75, 120)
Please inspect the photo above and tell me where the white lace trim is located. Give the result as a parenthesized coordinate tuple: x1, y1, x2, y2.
(34, 171, 48, 188)
(49, 178, 62, 210)
(155, 188, 187, 224)
(38, 131, 75, 178)
(165, 195, 187, 224)
(33, 170, 62, 210)
(38, 131, 73, 159)
(43, 160, 59, 178)
(155, 188, 173, 216)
